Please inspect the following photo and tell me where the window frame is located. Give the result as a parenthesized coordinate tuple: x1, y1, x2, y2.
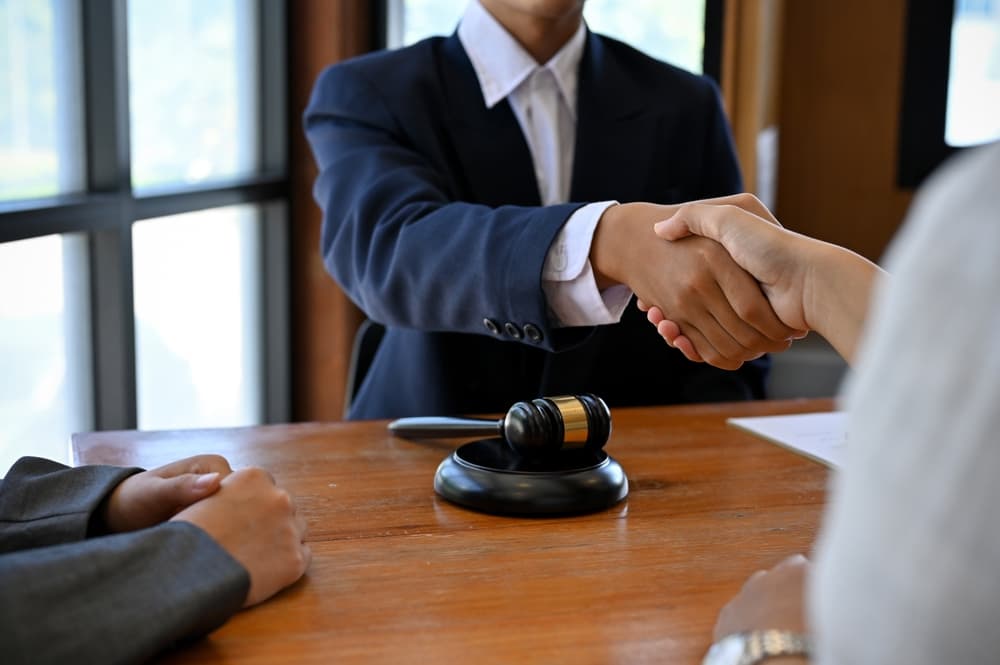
(0, 0, 290, 431)
(897, 0, 957, 188)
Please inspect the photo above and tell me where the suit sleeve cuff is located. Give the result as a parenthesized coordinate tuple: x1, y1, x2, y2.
(542, 201, 632, 326)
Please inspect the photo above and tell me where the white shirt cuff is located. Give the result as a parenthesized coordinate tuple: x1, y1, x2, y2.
(542, 201, 632, 327)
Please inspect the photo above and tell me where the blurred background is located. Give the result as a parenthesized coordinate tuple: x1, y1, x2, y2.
(1, 0, 998, 473)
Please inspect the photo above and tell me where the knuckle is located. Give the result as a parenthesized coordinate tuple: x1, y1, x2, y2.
(273, 489, 294, 512)
(733, 192, 761, 211)
(734, 298, 766, 323)
(675, 202, 695, 217)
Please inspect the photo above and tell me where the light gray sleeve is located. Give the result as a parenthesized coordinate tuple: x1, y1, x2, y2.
(0, 521, 250, 665)
(809, 144, 1000, 665)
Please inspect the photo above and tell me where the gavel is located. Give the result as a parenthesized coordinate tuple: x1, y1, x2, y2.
(387, 393, 612, 457)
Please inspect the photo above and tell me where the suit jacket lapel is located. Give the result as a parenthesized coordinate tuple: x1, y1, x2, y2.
(439, 35, 542, 207)
(571, 32, 659, 204)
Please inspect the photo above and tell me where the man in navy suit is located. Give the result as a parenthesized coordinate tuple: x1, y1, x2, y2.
(305, 0, 798, 419)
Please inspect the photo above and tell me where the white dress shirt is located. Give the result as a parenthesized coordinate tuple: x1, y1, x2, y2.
(810, 142, 1000, 664)
(457, 0, 632, 327)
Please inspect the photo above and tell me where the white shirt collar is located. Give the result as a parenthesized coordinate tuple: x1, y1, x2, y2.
(457, 0, 587, 114)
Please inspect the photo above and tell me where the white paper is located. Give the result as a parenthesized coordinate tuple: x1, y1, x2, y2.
(727, 411, 846, 468)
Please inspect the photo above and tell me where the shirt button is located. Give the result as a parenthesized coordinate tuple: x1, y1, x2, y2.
(523, 323, 543, 343)
(483, 318, 501, 335)
(504, 322, 523, 340)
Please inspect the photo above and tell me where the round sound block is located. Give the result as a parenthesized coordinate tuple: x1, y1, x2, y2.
(433, 438, 628, 516)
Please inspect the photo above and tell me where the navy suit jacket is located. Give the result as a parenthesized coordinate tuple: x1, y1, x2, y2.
(305, 30, 767, 419)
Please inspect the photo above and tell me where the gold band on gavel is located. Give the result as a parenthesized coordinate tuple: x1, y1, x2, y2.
(549, 395, 589, 448)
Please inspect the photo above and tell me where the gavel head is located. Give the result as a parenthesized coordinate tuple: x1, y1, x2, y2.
(501, 393, 612, 457)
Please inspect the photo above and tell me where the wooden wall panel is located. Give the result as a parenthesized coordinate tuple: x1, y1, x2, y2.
(721, 0, 785, 197)
(288, 0, 370, 421)
(776, 0, 914, 262)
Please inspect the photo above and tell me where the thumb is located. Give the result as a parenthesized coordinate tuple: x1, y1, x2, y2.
(653, 212, 694, 241)
(160, 471, 223, 508)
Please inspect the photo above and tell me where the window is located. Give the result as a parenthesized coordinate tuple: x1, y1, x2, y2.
(133, 205, 263, 430)
(946, 0, 1000, 147)
(0, 0, 288, 474)
(898, 0, 1000, 186)
(383, 0, 721, 78)
(128, 0, 259, 191)
(0, 0, 85, 200)
(0, 234, 92, 474)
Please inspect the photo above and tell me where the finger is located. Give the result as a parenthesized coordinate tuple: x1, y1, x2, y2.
(668, 275, 760, 368)
(665, 332, 705, 364)
(229, 466, 277, 487)
(652, 213, 693, 241)
(184, 455, 232, 477)
(646, 306, 666, 326)
(653, 316, 679, 341)
(667, 314, 743, 369)
(300, 543, 313, 575)
(711, 193, 780, 225)
(164, 472, 223, 508)
(711, 250, 803, 344)
(653, 202, 760, 248)
(636, 298, 651, 312)
(775, 553, 810, 569)
(151, 454, 232, 479)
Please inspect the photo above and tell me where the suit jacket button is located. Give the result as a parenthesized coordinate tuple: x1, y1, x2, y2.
(504, 322, 523, 339)
(523, 323, 543, 343)
(483, 318, 501, 335)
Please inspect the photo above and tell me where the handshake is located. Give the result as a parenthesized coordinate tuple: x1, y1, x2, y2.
(591, 194, 882, 367)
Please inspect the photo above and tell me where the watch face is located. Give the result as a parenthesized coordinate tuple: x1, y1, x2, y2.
(702, 633, 746, 665)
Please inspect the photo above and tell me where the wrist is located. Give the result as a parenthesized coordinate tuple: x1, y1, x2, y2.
(590, 202, 629, 289)
(702, 630, 812, 665)
(803, 240, 881, 363)
(591, 202, 665, 290)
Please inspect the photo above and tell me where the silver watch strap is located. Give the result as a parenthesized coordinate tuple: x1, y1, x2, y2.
(742, 629, 812, 664)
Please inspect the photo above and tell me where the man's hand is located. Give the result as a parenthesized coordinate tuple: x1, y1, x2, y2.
(714, 554, 811, 641)
(645, 195, 876, 365)
(101, 454, 233, 533)
(592, 195, 801, 369)
(655, 199, 815, 333)
(171, 467, 311, 607)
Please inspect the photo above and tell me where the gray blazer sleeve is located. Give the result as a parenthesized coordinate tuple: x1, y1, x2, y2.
(0, 456, 139, 553)
(0, 458, 251, 665)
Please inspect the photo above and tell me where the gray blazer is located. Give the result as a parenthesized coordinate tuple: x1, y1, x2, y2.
(0, 457, 249, 665)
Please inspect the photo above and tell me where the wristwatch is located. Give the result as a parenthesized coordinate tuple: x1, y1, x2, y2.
(701, 630, 812, 665)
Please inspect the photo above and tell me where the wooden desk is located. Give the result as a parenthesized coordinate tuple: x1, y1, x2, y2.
(73, 399, 833, 665)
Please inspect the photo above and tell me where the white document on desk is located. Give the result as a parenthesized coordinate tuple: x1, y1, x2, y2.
(727, 411, 846, 468)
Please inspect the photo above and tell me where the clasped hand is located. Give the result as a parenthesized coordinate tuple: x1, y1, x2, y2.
(593, 193, 807, 369)
(101, 454, 311, 608)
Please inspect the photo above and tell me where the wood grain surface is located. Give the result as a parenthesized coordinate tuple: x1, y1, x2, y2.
(73, 398, 834, 665)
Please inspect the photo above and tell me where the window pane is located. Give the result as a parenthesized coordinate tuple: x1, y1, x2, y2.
(127, 0, 258, 191)
(0, 0, 84, 201)
(585, 0, 706, 74)
(946, 0, 1000, 147)
(388, 0, 706, 72)
(0, 234, 93, 475)
(133, 205, 262, 430)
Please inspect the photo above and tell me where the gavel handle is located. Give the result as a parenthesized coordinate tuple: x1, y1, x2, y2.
(387, 416, 501, 439)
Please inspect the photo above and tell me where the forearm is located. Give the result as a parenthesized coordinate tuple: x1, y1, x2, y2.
(0, 457, 139, 552)
(0, 522, 248, 665)
(804, 242, 884, 364)
(307, 63, 581, 346)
